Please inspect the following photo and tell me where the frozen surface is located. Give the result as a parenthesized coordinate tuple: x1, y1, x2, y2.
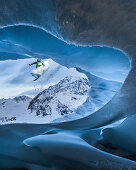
(0, 1, 136, 169)
(101, 114, 136, 155)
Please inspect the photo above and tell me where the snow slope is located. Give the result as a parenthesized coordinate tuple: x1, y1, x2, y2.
(0, 76, 90, 125)
(0, 96, 31, 124)
(0, 58, 87, 98)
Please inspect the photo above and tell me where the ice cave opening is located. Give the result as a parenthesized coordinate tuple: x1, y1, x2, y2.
(0, 25, 131, 124)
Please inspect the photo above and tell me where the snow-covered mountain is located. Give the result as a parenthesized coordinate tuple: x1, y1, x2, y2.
(0, 76, 90, 125)
(0, 58, 87, 99)
(28, 76, 90, 117)
(0, 67, 122, 125)
(0, 96, 31, 124)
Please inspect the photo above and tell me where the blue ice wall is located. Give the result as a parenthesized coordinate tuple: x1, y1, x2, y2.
(0, 25, 130, 82)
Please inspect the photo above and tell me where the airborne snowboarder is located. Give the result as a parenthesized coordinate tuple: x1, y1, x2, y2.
(29, 59, 45, 81)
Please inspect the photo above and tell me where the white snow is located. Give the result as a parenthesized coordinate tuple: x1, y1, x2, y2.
(0, 58, 87, 99)
(0, 76, 90, 125)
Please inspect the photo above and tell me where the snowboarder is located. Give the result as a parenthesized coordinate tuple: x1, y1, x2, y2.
(29, 58, 44, 68)
(29, 59, 45, 81)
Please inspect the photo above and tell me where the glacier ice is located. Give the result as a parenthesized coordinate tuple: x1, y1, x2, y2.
(0, 0, 136, 169)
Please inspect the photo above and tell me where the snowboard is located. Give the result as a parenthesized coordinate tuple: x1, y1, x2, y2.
(31, 73, 41, 81)
(31, 62, 49, 81)
(33, 75, 41, 81)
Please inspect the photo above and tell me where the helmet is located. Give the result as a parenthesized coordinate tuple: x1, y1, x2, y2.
(37, 58, 41, 62)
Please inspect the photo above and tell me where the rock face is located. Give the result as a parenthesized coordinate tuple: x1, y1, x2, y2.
(28, 76, 90, 117)
(14, 96, 31, 103)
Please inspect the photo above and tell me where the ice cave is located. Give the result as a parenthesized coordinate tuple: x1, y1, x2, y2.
(0, 1, 136, 170)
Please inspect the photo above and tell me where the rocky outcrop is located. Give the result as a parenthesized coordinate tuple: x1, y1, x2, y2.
(28, 76, 90, 117)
